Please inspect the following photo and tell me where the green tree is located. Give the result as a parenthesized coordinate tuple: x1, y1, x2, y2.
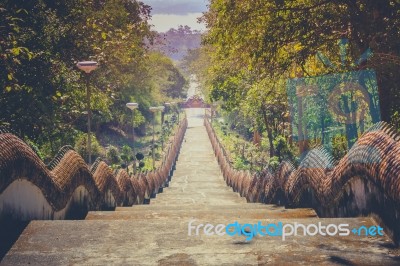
(196, 0, 400, 163)
(120, 145, 132, 171)
(107, 146, 120, 165)
(0, 0, 186, 160)
(74, 133, 103, 162)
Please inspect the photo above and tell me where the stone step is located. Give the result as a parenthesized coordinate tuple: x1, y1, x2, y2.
(169, 173, 223, 178)
(165, 181, 230, 187)
(160, 183, 233, 188)
(150, 191, 246, 204)
(156, 186, 236, 192)
(3, 217, 398, 265)
(114, 203, 279, 211)
(148, 198, 247, 206)
(86, 206, 317, 220)
(173, 164, 219, 169)
(151, 189, 244, 195)
(169, 174, 224, 178)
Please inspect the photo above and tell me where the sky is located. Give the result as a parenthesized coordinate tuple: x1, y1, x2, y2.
(142, 0, 208, 32)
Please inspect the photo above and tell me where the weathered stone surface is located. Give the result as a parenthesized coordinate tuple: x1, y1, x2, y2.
(3, 218, 399, 266)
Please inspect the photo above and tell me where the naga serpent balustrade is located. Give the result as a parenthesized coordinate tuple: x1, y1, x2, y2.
(205, 117, 400, 244)
(0, 118, 187, 221)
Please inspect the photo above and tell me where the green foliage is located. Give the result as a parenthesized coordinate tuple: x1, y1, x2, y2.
(74, 133, 103, 162)
(107, 146, 120, 165)
(273, 135, 295, 162)
(390, 111, 400, 133)
(233, 156, 250, 171)
(0, 6, 33, 92)
(141, 157, 154, 172)
(147, 52, 188, 99)
(332, 135, 348, 161)
(110, 164, 121, 171)
(0, 1, 187, 159)
(138, 161, 145, 168)
(24, 138, 45, 161)
(195, 0, 400, 164)
(212, 119, 268, 172)
(268, 156, 281, 172)
(120, 145, 133, 163)
(135, 152, 144, 161)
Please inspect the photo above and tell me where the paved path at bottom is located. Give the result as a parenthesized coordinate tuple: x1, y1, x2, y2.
(3, 109, 399, 265)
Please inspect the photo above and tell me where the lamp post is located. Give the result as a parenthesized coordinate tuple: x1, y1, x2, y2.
(77, 61, 98, 165)
(126, 102, 139, 173)
(149, 106, 163, 170)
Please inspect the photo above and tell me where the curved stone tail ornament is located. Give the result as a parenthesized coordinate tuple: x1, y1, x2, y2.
(205, 117, 400, 244)
(0, 118, 187, 221)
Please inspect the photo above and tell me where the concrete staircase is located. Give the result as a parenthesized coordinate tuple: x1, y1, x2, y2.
(2, 109, 399, 265)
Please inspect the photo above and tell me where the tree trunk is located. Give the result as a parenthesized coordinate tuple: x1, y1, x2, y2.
(341, 95, 358, 148)
(261, 105, 274, 158)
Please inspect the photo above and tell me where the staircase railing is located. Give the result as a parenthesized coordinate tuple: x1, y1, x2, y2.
(0, 118, 187, 221)
(204, 116, 400, 244)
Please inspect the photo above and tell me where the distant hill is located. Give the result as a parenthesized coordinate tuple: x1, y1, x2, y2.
(152, 25, 202, 61)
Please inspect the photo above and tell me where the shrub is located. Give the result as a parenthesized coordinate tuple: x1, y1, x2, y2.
(121, 145, 133, 163)
(74, 133, 103, 162)
(332, 135, 348, 161)
(107, 146, 120, 164)
(268, 156, 280, 171)
(391, 111, 400, 132)
(233, 157, 249, 170)
(273, 135, 295, 162)
(25, 138, 45, 161)
(136, 152, 144, 161)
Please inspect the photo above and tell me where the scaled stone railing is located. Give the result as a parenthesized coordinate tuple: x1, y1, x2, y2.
(205, 117, 400, 244)
(0, 118, 187, 221)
